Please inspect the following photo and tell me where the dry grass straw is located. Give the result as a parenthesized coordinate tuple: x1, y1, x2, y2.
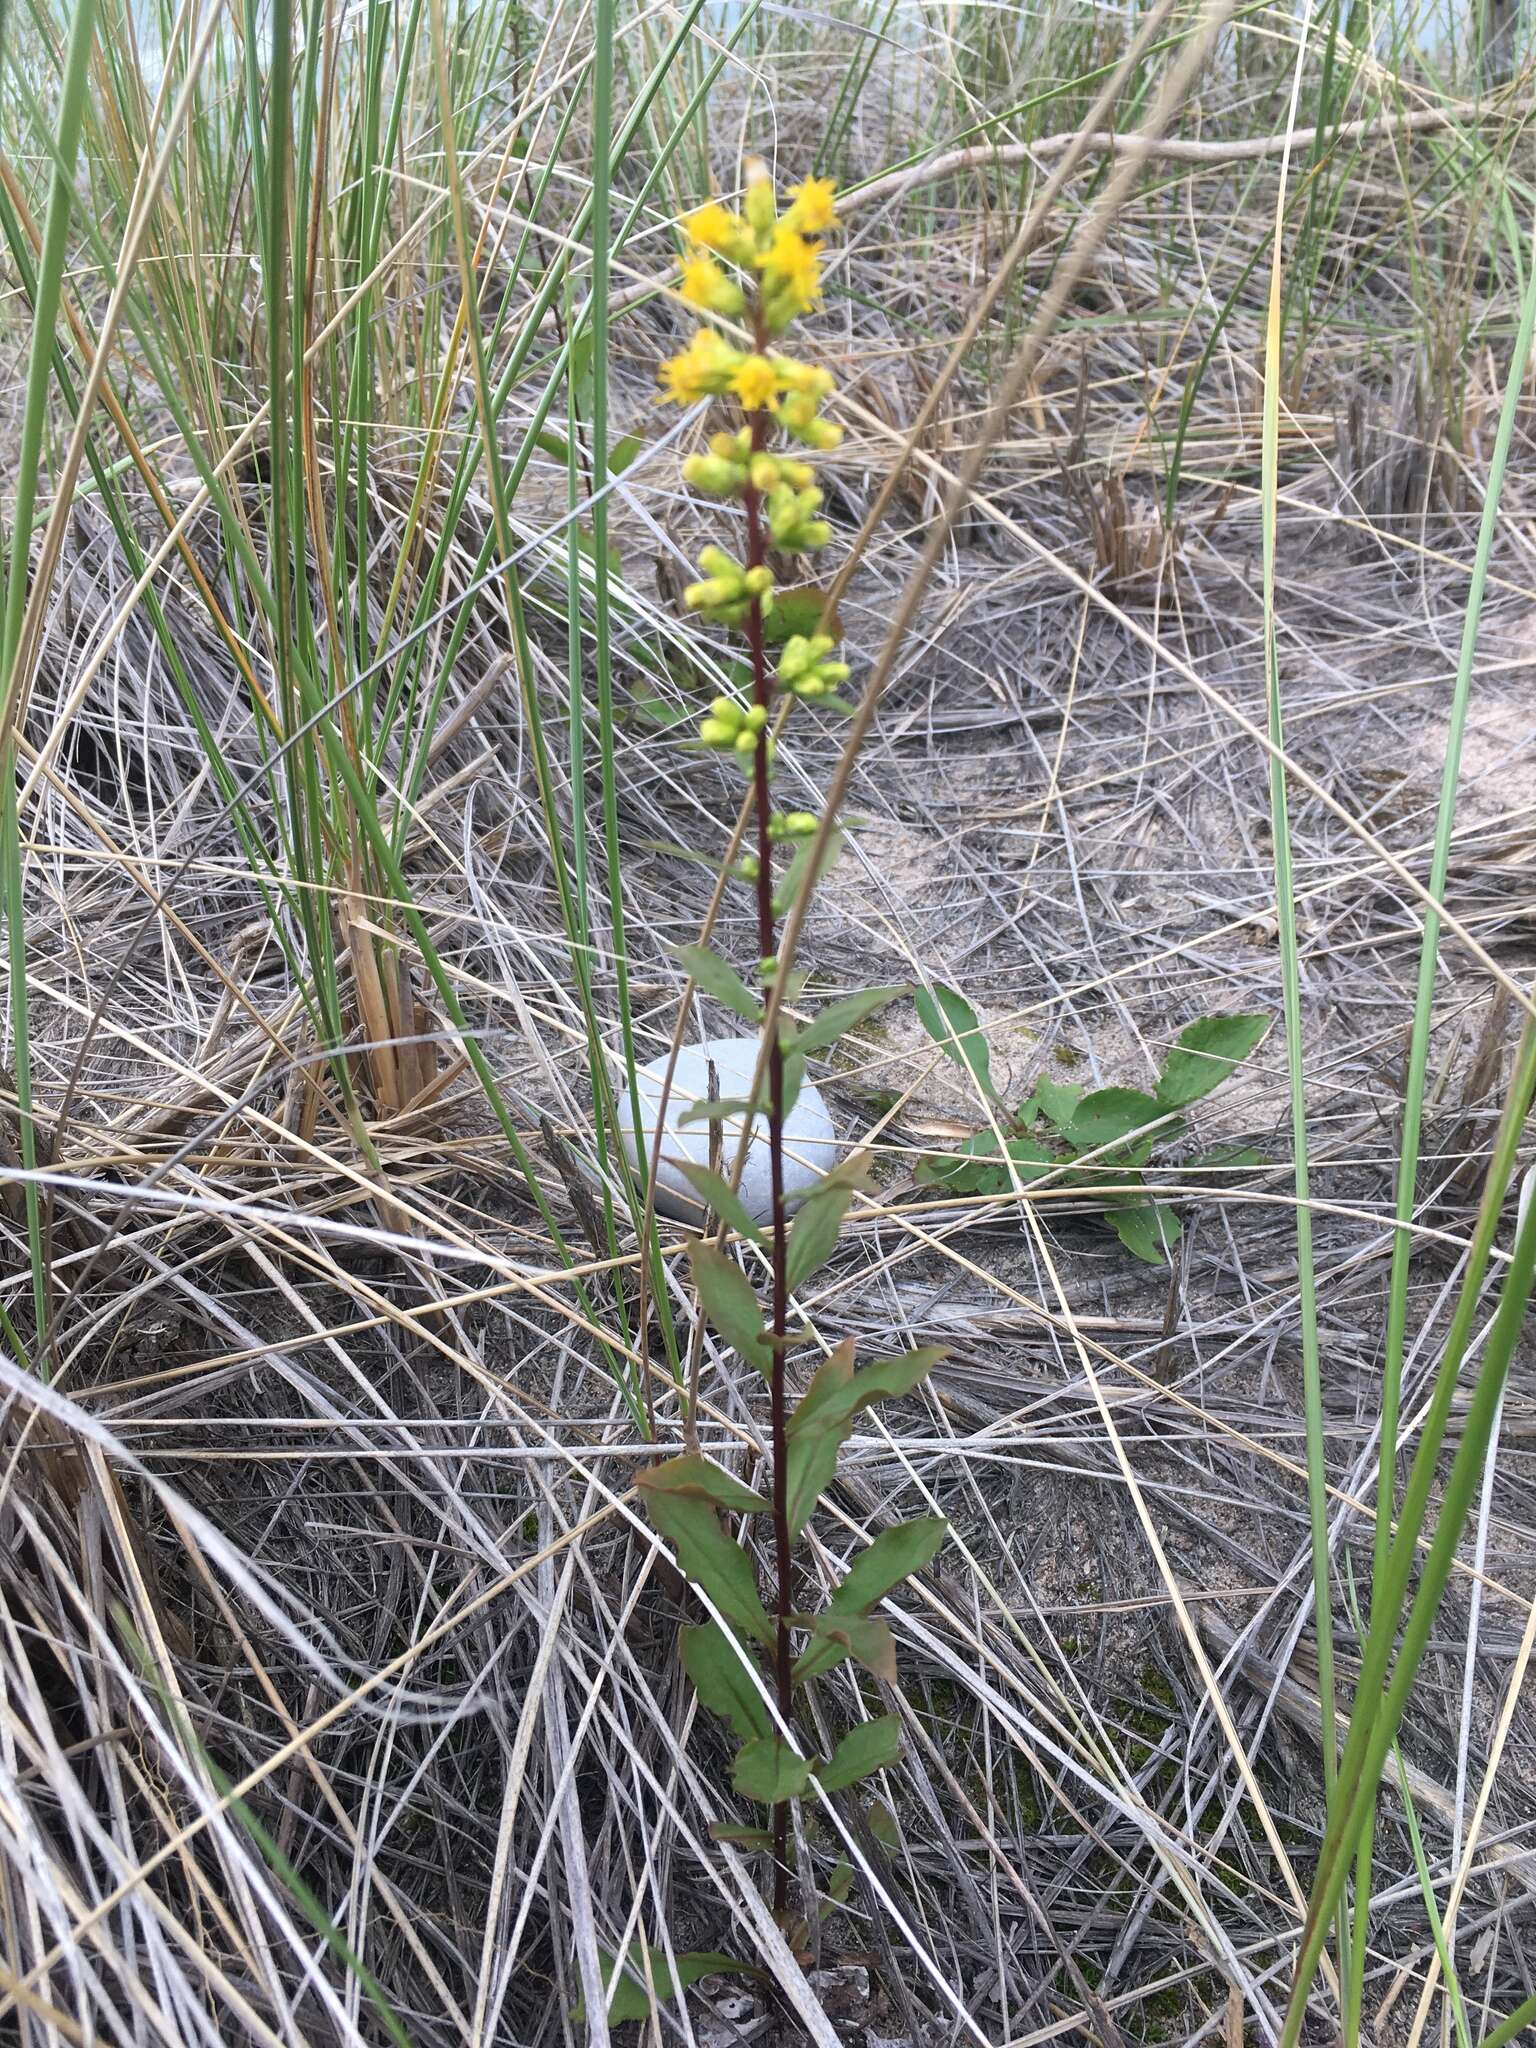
(3, 0, 1536, 2041)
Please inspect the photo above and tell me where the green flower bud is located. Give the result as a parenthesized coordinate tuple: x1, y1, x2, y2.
(765, 482, 829, 552)
(744, 703, 768, 733)
(744, 172, 777, 234)
(733, 728, 759, 755)
(697, 717, 737, 749)
(774, 388, 842, 450)
(682, 452, 744, 496)
(767, 809, 817, 840)
(776, 629, 848, 699)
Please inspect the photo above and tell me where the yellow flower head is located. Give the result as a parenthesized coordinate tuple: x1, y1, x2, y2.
(679, 252, 744, 315)
(730, 354, 781, 411)
(684, 201, 742, 254)
(658, 327, 742, 404)
(786, 177, 838, 235)
(680, 252, 721, 306)
(759, 223, 823, 316)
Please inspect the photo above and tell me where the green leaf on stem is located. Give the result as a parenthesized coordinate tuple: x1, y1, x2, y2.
(786, 1158, 870, 1290)
(785, 1346, 945, 1536)
(792, 1612, 897, 1684)
(868, 1799, 900, 1847)
(816, 1714, 903, 1793)
(676, 1164, 766, 1244)
(708, 1823, 775, 1848)
(780, 1050, 806, 1120)
(915, 1132, 1053, 1194)
(640, 1451, 768, 1513)
(1022, 1074, 1083, 1134)
(733, 1734, 813, 1803)
(637, 1458, 773, 1645)
(678, 1093, 754, 1126)
(826, 1515, 948, 1616)
(790, 986, 907, 1058)
(773, 829, 844, 920)
(688, 1242, 772, 1375)
(913, 983, 993, 1098)
(578, 1945, 755, 2024)
(674, 943, 761, 1024)
(762, 585, 841, 643)
(1156, 1013, 1269, 1108)
(1066, 1087, 1165, 1150)
(681, 1622, 772, 1743)
(1108, 1200, 1182, 1265)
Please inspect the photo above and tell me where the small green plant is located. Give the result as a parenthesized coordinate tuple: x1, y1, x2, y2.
(914, 988, 1268, 1263)
(631, 165, 947, 1977)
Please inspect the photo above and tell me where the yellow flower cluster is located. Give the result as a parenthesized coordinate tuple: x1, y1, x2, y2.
(668, 169, 836, 333)
(659, 341, 841, 432)
(658, 167, 849, 784)
(659, 168, 843, 445)
(682, 427, 818, 499)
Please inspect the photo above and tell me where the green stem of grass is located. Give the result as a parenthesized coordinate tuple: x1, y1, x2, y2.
(0, 0, 98, 1362)
(1343, 188, 1536, 2048)
(1281, 1017, 1536, 2045)
(1258, 13, 1345, 1996)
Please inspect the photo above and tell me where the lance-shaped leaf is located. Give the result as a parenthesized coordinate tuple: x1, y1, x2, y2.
(641, 1452, 768, 1512)
(816, 1713, 903, 1793)
(674, 1162, 765, 1244)
(780, 1050, 806, 1120)
(637, 1456, 773, 1645)
(786, 1154, 870, 1291)
(681, 1622, 772, 1743)
(914, 983, 994, 1099)
(579, 1945, 756, 2024)
(789, 985, 906, 1058)
(673, 943, 761, 1024)
(792, 1612, 897, 1685)
(826, 1514, 948, 1617)
(678, 1093, 755, 1127)
(1156, 1013, 1269, 1108)
(773, 826, 844, 920)
(784, 1346, 945, 1535)
(689, 1241, 771, 1376)
(733, 1734, 814, 1803)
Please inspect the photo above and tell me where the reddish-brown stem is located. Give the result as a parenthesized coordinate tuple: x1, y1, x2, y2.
(741, 333, 794, 1925)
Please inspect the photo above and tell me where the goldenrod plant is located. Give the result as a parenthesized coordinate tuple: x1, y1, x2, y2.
(630, 165, 945, 1959)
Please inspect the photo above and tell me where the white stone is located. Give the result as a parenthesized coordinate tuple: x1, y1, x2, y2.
(615, 1036, 837, 1226)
